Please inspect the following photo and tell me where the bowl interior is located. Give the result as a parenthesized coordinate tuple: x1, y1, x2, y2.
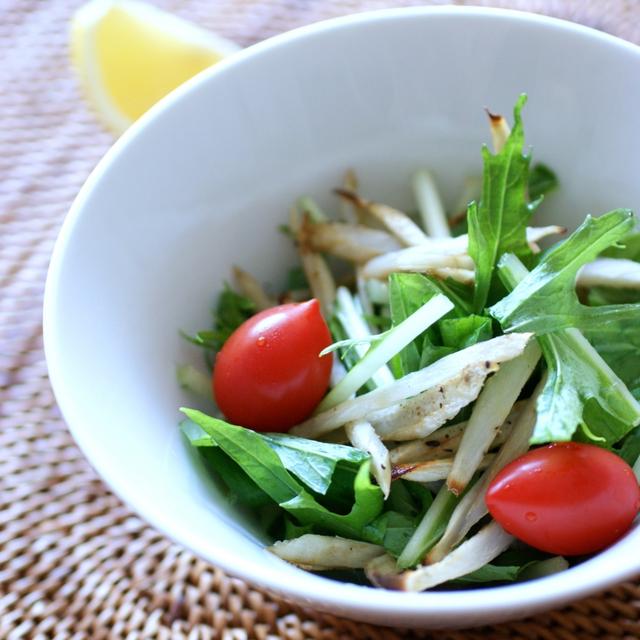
(45, 7, 640, 628)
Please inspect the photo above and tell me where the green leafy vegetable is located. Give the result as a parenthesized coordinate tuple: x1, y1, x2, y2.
(262, 433, 368, 494)
(404, 482, 434, 514)
(417, 343, 456, 369)
(535, 330, 640, 444)
(601, 231, 640, 262)
(492, 254, 640, 444)
(284, 518, 313, 539)
(455, 549, 567, 584)
(396, 483, 460, 570)
(363, 511, 418, 557)
(455, 559, 566, 584)
(361, 482, 434, 557)
(278, 223, 294, 238)
(181, 409, 384, 538)
(318, 293, 453, 410)
(439, 315, 493, 350)
(182, 411, 302, 503)
(467, 94, 538, 312)
(417, 314, 492, 369)
(181, 418, 215, 446)
(385, 479, 432, 519)
(584, 320, 640, 401)
(614, 427, 640, 466)
(286, 266, 309, 291)
(281, 461, 384, 538)
(490, 210, 640, 334)
(455, 563, 521, 584)
(182, 416, 368, 495)
(388, 273, 447, 375)
(586, 286, 640, 306)
(386, 274, 493, 374)
(199, 446, 273, 509)
(528, 163, 559, 201)
(182, 284, 256, 356)
(425, 276, 475, 315)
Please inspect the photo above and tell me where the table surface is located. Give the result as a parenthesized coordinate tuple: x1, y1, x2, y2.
(1, 1, 639, 638)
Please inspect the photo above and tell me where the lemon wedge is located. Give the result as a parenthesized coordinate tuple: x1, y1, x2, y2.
(71, 0, 239, 134)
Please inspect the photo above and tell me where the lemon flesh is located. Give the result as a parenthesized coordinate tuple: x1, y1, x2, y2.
(71, 0, 238, 134)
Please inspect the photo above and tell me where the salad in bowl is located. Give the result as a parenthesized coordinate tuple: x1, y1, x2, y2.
(178, 95, 640, 592)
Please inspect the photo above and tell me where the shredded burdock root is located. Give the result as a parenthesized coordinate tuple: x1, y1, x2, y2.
(412, 169, 451, 239)
(392, 453, 495, 483)
(232, 265, 275, 311)
(338, 168, 360, 224)
(426, 378, 544, 564)
(366, 521, 513, 591)
(335, 188, 429, 247)
(345, 420, 392, 497)
(446, 341, 541, 495)
(361, 226, 565, 280)
(486, 108, 511, 153)
(577, 257, 640, 289)
(388, 401, 524, 464)
(368, 363, 493, 440)
(362, 248, 475, 280)
(290, 206, 336, 317)
(269, 534, 385, 570)
(290, 332, 532, 439)
(302, 218, 403, 263)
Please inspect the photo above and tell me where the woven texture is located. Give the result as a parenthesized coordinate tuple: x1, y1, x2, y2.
(1, 1, 640, 638)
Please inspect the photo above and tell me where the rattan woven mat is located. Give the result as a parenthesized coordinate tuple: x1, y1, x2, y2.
(2, 0, 640, 638)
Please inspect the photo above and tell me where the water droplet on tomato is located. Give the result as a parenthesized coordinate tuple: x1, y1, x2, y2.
(256, 336, 267, 347)
(525, 512, 537, 522)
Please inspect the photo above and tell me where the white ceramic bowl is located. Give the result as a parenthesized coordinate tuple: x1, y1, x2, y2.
(44, 7, 640, 629)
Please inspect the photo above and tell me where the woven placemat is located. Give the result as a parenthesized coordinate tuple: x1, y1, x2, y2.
(1, 1, 640, 638)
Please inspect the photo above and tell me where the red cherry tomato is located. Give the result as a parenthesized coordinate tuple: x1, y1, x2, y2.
(213, 299, 333, 432)
(486, 442, 640, 556)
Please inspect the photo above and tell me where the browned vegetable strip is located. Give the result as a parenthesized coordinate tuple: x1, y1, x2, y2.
(389, 402, 523, 464)
(299, 251, 336, 318)
(487, 108, 510, 152)
(426, 380, 543, 565)
(345, 420, 391, 497)
(290, 333, 531, 439)
(366, 521, 513, 591)
(392, 454, 495, 483)
(232, 265, 275, 311)
(335, 188, 429, 246)
(368, 363, 493, 441)
(269, 534, 385, 570)
(446, 342, 540, 495)
(290, 207, 336, 317)
(426, 268, 475, 285)
(339, 169, 360, 224)
(360, 227, 564, 281)
(362, 248, 474, 279)
(302, 218, 402, 263)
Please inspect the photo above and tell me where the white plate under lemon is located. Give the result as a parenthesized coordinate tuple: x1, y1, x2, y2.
(71, 0, 239, 135)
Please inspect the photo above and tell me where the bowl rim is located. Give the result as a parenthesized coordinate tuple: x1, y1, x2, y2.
(44, 4, 640, 624)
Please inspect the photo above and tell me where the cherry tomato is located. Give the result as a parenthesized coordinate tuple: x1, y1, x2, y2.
(486, 442, 640, 556)
(213, 299, 332, 432)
